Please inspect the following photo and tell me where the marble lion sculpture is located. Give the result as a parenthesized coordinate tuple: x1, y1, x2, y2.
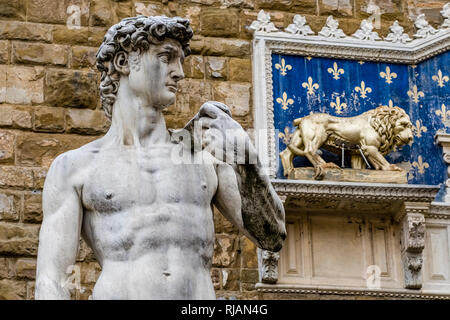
(279, 105, 414, 179)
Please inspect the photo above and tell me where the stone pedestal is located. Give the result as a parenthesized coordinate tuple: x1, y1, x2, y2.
(288, 167, 407, 184)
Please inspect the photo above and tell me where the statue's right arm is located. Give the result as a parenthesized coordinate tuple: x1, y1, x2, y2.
(35, 152, 83, 300)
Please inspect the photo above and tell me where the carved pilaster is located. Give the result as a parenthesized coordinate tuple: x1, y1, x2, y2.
(258, 249, 280, 284)
(436, 133, 450, 203)
(396, 202, 428, 289)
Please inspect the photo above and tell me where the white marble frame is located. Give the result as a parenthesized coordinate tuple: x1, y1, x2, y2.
(251, 9, 450, 179)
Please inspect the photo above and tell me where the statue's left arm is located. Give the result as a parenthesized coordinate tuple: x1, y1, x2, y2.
(184, 102, 286, 252)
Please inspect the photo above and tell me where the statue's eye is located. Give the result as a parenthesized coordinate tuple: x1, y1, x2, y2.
(158, 52, 170, 63)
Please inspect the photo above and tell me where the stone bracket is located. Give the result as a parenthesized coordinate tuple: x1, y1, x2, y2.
(398, 202, 428, 289)
(258, 248, 280, 284)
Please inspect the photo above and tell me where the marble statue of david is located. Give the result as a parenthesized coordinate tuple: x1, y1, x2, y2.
(35, 16, 286, 300)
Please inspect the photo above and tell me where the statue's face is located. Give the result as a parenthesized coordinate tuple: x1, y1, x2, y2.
(128, 38, 185, 110)
(394, 116, 414, 146)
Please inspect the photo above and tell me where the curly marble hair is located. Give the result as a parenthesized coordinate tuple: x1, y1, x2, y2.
(96, 16, 193, 118)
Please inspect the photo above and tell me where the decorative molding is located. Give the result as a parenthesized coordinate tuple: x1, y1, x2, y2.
(318, 16, 346, 39)
(249, 10, 278, 33)
(255, 283, 450, 300)
(352, 19, 381, 41)
(436, 133, 450, 203)
(250, 4, 450, 177)
(414, 14, 439, 39)
(260, 250, 280, 284)
(271, 180, 440, 202)
(428, 202, 450, 219)
(385, 20, 412, 44)
(443, 4, 450, 29)
(285, 14, 314, 36)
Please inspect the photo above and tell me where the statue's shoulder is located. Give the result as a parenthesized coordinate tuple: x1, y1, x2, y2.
(47, 139, 103, 180)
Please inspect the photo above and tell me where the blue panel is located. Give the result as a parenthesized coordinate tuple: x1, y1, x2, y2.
(272, 52, 450, 201)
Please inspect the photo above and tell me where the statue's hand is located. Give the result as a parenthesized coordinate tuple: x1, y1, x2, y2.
(185, 101, 258, 165)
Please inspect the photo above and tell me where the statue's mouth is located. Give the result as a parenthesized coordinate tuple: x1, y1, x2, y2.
(166, 85, 177, 93)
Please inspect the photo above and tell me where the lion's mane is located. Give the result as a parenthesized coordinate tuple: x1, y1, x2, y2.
(364, 106, 409, 155)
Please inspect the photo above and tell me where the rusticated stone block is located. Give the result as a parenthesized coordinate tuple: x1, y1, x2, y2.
(0, 257, 12, 278)
(0, 192, 20, 222)
(320, 0, 354, 17)
(201, 8, 240, 37)
(5, 66, 45, 105)
(175, 78, 213, 115)
(80, 262, 101, 284)
(0, 222, 40, 256)
(23, 193, 43, 223)
(240, 236, 258, 268)
(26, 281, 35, 300)
(0, 65, 5, 103)
(33, 167, 47, 190)
(0, 130, 15, 164)
(210, 268, 221, 290)
(0, 105, 33, 129)
(213, 235, 239, 268)
(12, 42, 69, 66)
(212, 81, 251, 117)
(88, 27, 109, 47)
(203, 38, 250, 58)
(0, 279, 26, 299)
(52, 26, 89, 46)
(182, 55, 205, 79)
(90, 0, 114, 27)
(206, 57, 229, 80)
(0, 166, 34, 188)
(34, 106, 65, 133)
(213, 208, 239, 234)
(221, 268, 240, 291)
(13, 258, 36, 279)
(16, 133, 96, 167)
(0, 0, 26, 20)
(28, 0, 89, 25)
(66, 109, 110, 135)
(45, 69, 98, 109)
(72, 46, 97, 69)
(240, 268, 258, 283)
(229, 58, 252, 83)
(0, 21, 52, 42)
(0, 41, 9, 64)
(256, 0, 293, 10)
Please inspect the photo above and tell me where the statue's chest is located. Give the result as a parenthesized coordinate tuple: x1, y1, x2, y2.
(81, 147, 216, 213)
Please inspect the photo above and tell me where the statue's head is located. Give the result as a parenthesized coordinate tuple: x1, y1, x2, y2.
(96, 16, 193, 118)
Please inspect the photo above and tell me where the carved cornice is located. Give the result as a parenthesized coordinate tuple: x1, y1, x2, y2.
(428, 202, 450, 219)
(255, 283, 450, 300)
(271, 179, 439, 202)
(251, 6, 450, 64)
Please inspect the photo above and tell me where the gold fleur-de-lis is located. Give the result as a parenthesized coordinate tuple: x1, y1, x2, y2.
(432, 69, 449, 88)
(330, 96, 347, 114)
(407, 85, 424, 103)
(306, 56, 312, 61)
(354, 81, 372, 99)
(435, 104, 450, 122)
(278, 127, 293, 145)
(327, 62, 344, 80)
(381, 99, 398, 108)
(412, 155, 429, 174)
(358, 61, 365, 65)
(275, 58, 292, 76)
(302, 76, 319, 95)
(276, 92, 294, 110)
(380, 66, 397, 84)
(411, 119, 427, 138)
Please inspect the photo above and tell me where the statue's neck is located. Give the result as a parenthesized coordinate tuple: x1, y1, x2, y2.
(104, 79, 170, 148)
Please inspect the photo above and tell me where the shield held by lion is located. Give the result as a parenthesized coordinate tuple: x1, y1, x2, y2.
(279, 105, 414, 179)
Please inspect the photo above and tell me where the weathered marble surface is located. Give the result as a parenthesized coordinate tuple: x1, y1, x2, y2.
(35, 16, 285, 300)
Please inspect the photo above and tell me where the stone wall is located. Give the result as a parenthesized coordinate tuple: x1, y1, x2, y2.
(0, 0, 446, 300)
